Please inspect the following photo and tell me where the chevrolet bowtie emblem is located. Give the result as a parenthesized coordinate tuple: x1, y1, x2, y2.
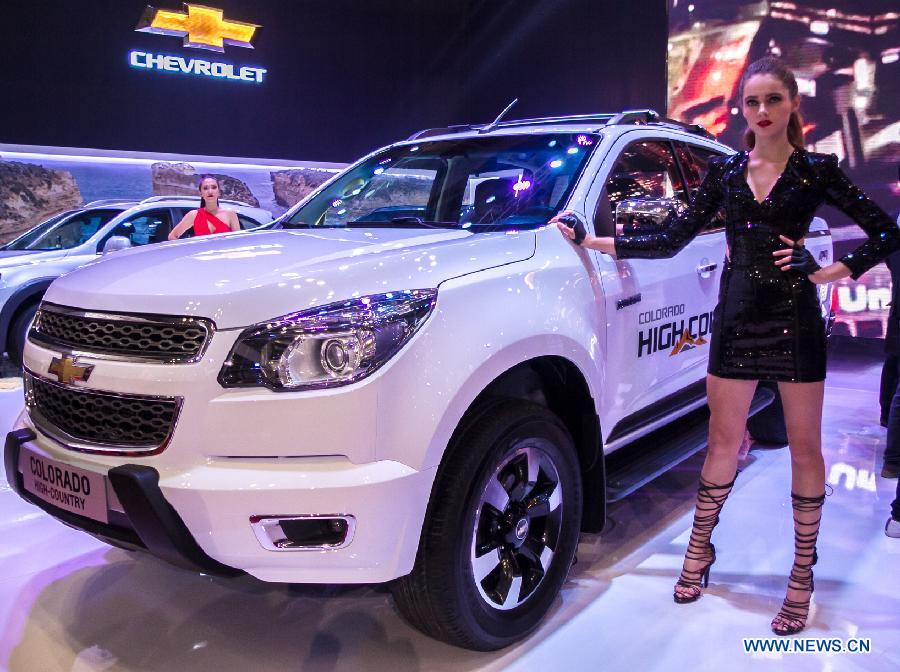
(48, 356, 95, 385)
(135, 4, 260, 52)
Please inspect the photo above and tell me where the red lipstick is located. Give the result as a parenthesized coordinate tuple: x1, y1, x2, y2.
(758, 120, 773, 128)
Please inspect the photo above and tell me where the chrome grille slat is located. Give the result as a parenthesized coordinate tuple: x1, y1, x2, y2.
(29, 303, 213, 363)
(24, 372, 181, 454)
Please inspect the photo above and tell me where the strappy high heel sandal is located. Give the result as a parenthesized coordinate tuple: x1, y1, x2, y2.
(674, 474, 737, 604)
(771, 492, 826, 635)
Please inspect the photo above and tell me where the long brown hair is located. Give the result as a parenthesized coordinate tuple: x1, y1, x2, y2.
(739, 57, 805, 150)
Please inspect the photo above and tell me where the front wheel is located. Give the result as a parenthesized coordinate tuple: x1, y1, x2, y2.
(391, 400, 582, 650)
(7, 302, 39, 368)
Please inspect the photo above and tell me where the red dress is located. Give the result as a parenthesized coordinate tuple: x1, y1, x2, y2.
(193, 208, 232, 236)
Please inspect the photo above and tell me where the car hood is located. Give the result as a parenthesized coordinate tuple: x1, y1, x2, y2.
(0, 249, 70, 267)
(46, 228, 535, 328)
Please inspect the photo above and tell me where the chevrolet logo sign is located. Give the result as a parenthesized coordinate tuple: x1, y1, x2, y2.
(135, 4, 260, 52)
(48, 356, 95, 385)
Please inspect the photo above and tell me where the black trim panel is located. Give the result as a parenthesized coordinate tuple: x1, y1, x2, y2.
(606, 378, 707, 443)
(5, 429, 240, 577)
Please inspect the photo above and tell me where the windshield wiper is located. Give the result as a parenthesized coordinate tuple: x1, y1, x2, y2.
(346, 217, 458, 229)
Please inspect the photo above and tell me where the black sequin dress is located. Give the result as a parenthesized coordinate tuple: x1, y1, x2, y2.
(614, 149, 899, 382)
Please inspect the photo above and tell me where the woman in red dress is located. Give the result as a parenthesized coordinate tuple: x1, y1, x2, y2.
(168, 175, 241, 240)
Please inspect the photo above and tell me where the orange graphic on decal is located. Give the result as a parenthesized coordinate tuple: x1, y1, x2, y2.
(669, 328, 708, 356)
(136, 4, 260, 52)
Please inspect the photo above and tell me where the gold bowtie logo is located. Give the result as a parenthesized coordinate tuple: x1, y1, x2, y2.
(48, 356, 95, 385)
(135, 4, 260, 52)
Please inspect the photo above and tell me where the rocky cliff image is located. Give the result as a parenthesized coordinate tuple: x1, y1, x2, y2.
(0, 161, 82, 242)
(151, 162, 260, 207)
(271, 168, 336, 208)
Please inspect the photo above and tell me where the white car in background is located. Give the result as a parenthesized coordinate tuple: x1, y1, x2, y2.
(6, 111, 834, 650)
(0, 196, 272, 365)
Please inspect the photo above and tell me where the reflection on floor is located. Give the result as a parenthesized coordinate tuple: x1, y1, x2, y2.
(1, 341, 898, 672)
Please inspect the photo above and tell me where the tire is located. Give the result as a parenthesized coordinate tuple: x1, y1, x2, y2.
(391, 399, 582, 650)
(746, 382, 788, 445)
(7, 302, 39, 368)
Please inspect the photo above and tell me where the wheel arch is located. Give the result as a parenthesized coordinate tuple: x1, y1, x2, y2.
(0, 279, 53, 355)
(435, 355, 607, 533)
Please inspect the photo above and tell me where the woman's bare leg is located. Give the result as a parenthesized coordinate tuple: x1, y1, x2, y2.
(778, 381, 826, 495)
(771, 380, 826, 633)
(674, 374, 758, 600)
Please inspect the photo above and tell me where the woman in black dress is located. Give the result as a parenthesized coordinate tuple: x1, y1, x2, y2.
(554, 57, 899, 635)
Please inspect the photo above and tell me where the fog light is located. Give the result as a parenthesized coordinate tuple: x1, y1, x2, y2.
(250, 514, 356, 551)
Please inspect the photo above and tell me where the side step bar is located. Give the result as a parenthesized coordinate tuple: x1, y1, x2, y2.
(605, 386, 775, 503)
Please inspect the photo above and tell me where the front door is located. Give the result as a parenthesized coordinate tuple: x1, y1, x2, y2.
(591, 137, 725, 433)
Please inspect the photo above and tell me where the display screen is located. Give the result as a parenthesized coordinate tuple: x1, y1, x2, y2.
(668, 0, 899, 338)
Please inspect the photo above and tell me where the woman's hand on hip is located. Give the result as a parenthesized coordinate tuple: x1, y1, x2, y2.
(773, 234, 821, 277)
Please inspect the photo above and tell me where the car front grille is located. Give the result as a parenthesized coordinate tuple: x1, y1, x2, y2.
(29, 303, 213, 363)
(24, 371, 182, 454)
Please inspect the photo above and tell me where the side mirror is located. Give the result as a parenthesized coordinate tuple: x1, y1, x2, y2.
(615, 198, 686, 236)
(101, 236, 132, 254)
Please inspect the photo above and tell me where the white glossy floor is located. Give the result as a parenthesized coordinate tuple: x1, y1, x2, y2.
(1, 343, 898, 672)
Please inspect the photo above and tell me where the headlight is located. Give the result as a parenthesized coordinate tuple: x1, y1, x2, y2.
(218, 289, 437, 391)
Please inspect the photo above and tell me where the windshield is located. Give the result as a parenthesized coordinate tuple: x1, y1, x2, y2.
(281, 133, 598, 231)
(6, 209, 123, 251)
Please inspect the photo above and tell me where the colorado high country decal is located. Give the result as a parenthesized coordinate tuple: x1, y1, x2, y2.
(637, 307, 714, 358)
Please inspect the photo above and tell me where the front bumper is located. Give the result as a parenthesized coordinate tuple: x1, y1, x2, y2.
(5, 427, 239, 576)
(6, 425, 436, 584)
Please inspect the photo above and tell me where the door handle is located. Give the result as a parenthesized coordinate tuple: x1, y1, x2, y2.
(696, 263, 718, 274)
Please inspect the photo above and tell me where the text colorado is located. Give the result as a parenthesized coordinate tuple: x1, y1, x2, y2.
(638, 303, 685, 325)
(30, 456, 92, 496)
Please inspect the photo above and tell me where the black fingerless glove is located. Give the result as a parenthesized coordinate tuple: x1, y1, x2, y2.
(789, 244, 821, 276)
(558, 213, 587, 246)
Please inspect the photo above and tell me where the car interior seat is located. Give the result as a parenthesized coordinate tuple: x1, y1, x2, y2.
(472, 177, 521, 224)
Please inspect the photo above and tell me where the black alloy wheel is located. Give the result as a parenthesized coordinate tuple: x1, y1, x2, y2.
(391, 399, 582, 650)
(471, 443, 564, 610)
(8, 302, 39, 368)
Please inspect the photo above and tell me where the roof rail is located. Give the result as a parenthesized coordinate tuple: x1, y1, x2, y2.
(407, 114, 612, 140)
(407, 110, 714, 140)
(82, 199, 135, 207)
(606, 109, 661, 125)
(139, 195, 189, 204)
(604, 109, 715, 139)
(138, 195, 255, 208)
(407, 124, 482, 140)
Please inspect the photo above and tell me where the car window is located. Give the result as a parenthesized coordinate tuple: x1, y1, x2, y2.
(323, 166, 438, 226)
(594, 140, 687, 235)
(238, 214, 264, 230)
(103, 209, 173, 248)
(680, 143, 727, 232)
(282, 133, 598, 231)
(6, 209, 122, 251)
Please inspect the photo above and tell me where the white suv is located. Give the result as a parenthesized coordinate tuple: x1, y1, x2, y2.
(5, 112, 833, 650)
(0, 196, 272, 365)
